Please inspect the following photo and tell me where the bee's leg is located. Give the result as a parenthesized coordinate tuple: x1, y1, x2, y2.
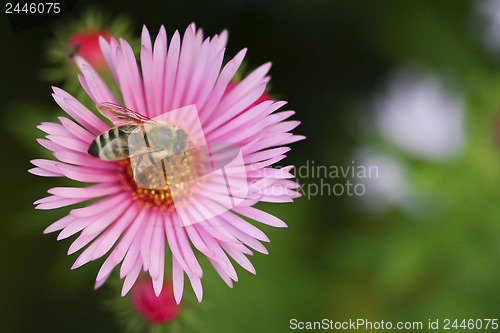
(148, 154, 157, 167)
(161, 159, 168, 181)
(180, 142, 190, 163)
(134, 154, 144, 175)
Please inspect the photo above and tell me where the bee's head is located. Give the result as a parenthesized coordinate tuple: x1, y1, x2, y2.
(173, 129, 189, 155)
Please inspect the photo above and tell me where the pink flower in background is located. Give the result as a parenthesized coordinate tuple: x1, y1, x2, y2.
(30, 23, 303, 303)
(374, 68, 465, 160)
(132, 278, 180, 324)
(68, 30, 111, 69)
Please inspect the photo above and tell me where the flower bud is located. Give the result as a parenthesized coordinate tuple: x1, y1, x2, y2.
(131, 278, 180, 325)
(68, 30, 110, 69)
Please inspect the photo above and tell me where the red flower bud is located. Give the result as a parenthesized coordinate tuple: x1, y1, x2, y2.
(68, 30, 110, 69)
(131, 278, 180, 325)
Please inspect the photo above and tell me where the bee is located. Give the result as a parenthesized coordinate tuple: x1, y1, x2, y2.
(88, 102, 189, 174)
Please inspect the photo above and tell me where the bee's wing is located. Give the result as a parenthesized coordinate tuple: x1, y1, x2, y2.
(129, 147, 164, 158)
(96, 102, 156, 125)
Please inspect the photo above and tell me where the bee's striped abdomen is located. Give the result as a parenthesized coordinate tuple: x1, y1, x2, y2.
(88, 126, 132, 161)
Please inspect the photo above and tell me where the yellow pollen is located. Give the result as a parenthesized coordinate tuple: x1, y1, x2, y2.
(118, 149, 207, 211)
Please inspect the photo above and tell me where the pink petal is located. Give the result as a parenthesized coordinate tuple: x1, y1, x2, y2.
(120, 208, 150, 278)
(58, 117, 95, 143)
(53, 150, 117, 169)
(38, 122, 70, 137)
(79, 198, 132, 236)
(173, 213, 203, 277)
(220, 242, 256, 274)
(172, 256, 185, 304)
(182, 38, 210, 106)
(28, 167, 61, 177)
(163, 30, 181, 113)
(169, 25, 195, 110)
(56, 164, 118, 183)
(247, 165, 295, 179)
(90, 204, 139, 260)
(149, 214, 165, 281)
(29, 159, 64, 176)
(197, 228, 238, 281)
(151, 26, 168, 117)
(209, 258, 233, 288)
(218, 211, 270, 242)
(71, 199, 133, 269)
(266, 120, 301, 135)
(208, 100, 274, 141)
(232, 206, 288, 228)
(36, 138, 61, 152)
(57, 215, 95, 240)
(141, 25, 152, 52)
(99, 36, 118, 81)
(35, 196, 90, 210)
(140, 211, 157, 272)
(246, 155, 288, 172)
(247, 134, 298, 152)
(218, 29, 228, 50)
(152, 273, 164, 297)
(205, 82, 268, 134)
(184, 224, 216, 259)
(195, 215, 239, 243)
(193, 47, 225, 112)
(97, 206, 150, 281)
(118, 38, 147, 113)
(261, 194, 300, 202)
(76, 59, 119, 105)
(164, 213, 192, 277)
(44, 215, 77, 234)
(199, 48, 247, 123)
(221, 223, 269, 254)
(211, 101, 288, 144)
(121, 255, 143, 296)
(46, 135, 89, 152)
(94, 271, 111, 290)
(244, 147, 291, 164)
(48, 183, 122, 199)
(212, 62, 271, 120)
(69, 192, 130, 217)
(187, 274, 203, 303)
(140, 43, 155, 117)
(52, 87, 108, 134)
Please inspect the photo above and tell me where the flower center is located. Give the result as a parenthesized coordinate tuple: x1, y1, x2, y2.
(118, 148, 208, 211)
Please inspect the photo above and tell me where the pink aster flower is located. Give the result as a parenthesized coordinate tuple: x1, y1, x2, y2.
(30, 23, 303, 303)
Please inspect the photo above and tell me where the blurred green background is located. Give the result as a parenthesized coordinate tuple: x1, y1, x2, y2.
(3, 0, 500, 332)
